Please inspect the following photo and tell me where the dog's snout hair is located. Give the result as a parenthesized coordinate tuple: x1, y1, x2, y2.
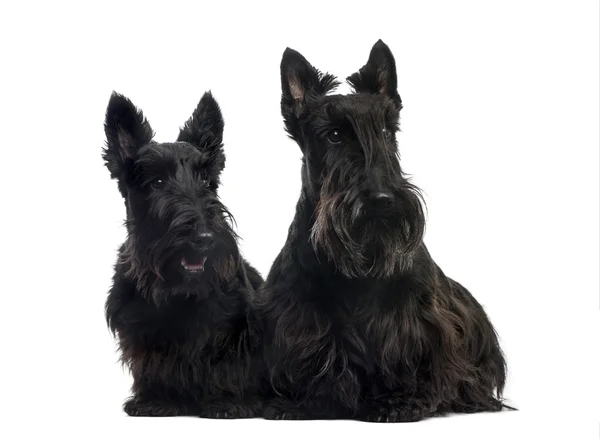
(310, 114, 425, 278)
(350, 114, 399, 176)
(148, 185, 214, 233)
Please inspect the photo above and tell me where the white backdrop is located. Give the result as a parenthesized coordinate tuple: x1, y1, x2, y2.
(0, 1, 598, 438)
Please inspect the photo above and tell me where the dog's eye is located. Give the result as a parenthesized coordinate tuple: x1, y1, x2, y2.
(327, 130, 342, 144)
(382, 128, 392, 139)
(151, 179, 165, 189)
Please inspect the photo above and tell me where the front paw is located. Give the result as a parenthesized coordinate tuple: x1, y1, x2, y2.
(199, 396, 262, 419)
(361, 404, 427, 423)
(200, 404, 259, 419)
(123, 396, 187, 417)
(263, 405, 307, 420)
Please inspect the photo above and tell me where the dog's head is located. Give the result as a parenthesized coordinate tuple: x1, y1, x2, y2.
(280, 40, 425, 278)
(103, 92, 239, 302)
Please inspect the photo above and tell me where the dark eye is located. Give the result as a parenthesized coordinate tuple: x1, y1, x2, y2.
(150, 179, 165, 189)
(202, 178, 211, 187)
(327, 130, 342, 144)
(383, 128, 392, 139)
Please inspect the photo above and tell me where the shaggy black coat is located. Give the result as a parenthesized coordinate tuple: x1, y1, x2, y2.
(103, 91, 263, 417)
(258, 40, 509, 422)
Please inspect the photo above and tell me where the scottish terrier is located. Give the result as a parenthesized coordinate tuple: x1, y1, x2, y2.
(258, 40, 509, 422)
(103, 91, 263, 417)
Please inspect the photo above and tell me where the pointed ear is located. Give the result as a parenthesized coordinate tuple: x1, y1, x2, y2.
(177, 91, 224, 153)
(178, 92, 225, 183)
(347, 40, 402, 109)
(281, 48, 339, 137)
(103, 92, 154, 178)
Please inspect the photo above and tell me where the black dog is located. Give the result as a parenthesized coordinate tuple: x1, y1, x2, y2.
(103, 92, 263, 417)
(258, 40, 509, 422)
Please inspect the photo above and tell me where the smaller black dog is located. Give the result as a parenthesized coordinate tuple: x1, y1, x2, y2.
(103, 91, 263, 417)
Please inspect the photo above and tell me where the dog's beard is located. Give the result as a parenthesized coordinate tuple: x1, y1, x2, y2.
(120, 229, 240, 305)
(311, 184, 425, 278)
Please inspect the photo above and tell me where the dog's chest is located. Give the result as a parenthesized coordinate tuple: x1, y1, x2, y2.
(335, 305, 393, 349)
(125, 327, 248, 392)
(120, 304, 244, 386)
(299, 299, 396, 379)
(270, 273, 418, 389)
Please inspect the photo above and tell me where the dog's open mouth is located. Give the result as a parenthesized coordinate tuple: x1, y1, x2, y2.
(181, 256, 207, 273)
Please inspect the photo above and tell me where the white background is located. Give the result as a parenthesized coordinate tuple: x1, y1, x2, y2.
(0, 0, 598, 437)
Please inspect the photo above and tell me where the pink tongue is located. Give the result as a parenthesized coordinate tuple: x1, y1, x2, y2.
(183, 256, 207, 269)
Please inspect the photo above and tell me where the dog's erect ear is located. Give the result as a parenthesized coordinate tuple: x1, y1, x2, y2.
(103, 92, 154, 178)
(347, 40, 402, 109)
(281, 48, 339, 137)
(178, 92, 225, 181)
(177, 91, 224, 154)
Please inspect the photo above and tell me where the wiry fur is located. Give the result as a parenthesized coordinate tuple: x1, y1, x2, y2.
(103, 91, 263, 417)
(258, 40, 510, 422)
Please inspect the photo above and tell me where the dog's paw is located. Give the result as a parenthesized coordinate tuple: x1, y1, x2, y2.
(200, 407, 256, 419)
(200, 400, 261, 419)
(263, 406, 306, 420)
(361, 405, 427, 423)
(123, 397, 186, 417)
(201, 410, 234, 419)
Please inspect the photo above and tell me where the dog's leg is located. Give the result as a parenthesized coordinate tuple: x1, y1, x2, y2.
(123, 394, 194, 417)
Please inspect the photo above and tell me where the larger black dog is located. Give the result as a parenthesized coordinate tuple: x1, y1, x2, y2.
(259, 40, 508, 422)
(103, 92, 263, 417)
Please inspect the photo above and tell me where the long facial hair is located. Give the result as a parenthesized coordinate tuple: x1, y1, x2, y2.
(120, 193, 240, 305)
(310, 135, 426, 278)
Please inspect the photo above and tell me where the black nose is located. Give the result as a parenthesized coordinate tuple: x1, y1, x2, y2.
(373, 192, 394, 205)
(191, 231, 214, 250)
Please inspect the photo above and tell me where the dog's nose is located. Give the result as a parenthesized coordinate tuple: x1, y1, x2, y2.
(374, 192, 393, 200)
(373, 192, 394, 205)
(191, 231, 214, 250)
